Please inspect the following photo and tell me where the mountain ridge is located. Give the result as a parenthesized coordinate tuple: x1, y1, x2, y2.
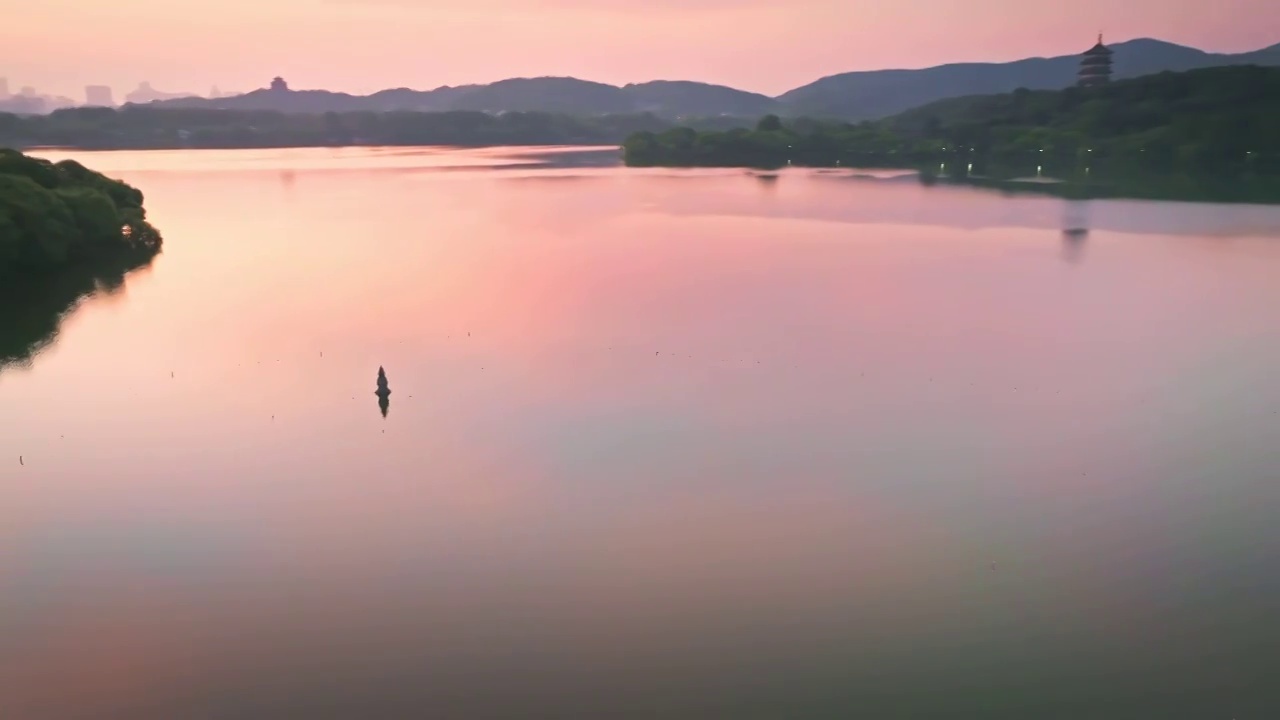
(779, 38, 1280, 119)
(145, 38, 1278, 120)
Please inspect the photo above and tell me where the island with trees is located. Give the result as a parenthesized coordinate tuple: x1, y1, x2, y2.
(1, 149, 162, 367)
(622, 65, 1280, 199)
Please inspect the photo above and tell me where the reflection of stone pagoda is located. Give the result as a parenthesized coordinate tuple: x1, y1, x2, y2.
(1078, 35, 1113, 87)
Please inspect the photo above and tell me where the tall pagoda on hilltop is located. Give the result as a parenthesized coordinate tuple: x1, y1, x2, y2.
(1078, 34, 1113, 87)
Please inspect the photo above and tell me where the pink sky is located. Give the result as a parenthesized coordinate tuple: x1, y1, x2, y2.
(3, 0, 1276, 100)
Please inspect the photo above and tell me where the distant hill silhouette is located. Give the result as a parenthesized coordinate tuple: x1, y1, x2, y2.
(623, 81, 779, 117)
(779, 38, 1280, 120)
(145, 38, 1277, 120)
(453, 78, 633, 114)
(152, 77, 777, 118)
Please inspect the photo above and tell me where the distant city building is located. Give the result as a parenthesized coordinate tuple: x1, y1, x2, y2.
(127, 82, 163, 103)
(0, 94, 47, 114)
(85, 85, 115, 107)
(210, 85, 222, 99)
(0, 97, 32, 113)
(124, 81, 198, 105)
(270, 76, 289, 92)
(1078, 34, 1113, 87)
(0, 83, 75, 114)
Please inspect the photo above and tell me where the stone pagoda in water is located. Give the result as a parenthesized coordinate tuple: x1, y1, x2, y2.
(375, 366, 391, 418)
(1078, 34, 1114, 87)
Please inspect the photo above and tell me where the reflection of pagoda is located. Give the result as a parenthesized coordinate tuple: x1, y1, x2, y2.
(1078, 35, 1113, 87)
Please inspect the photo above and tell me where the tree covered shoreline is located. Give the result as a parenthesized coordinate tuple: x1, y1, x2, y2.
(0, 108, 751, 151)
(623, 66, 1280, 178)
(0, 148, 162, 277)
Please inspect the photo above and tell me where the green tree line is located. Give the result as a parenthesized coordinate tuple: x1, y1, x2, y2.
(0, 148, 162, 276)
(0, 107, 753, 151)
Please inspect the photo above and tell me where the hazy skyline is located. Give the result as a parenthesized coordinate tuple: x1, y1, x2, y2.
(3, 0, 1277, 99)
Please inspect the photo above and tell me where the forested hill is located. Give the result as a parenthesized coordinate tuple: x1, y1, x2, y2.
(153, 78, 782, 119)
(779, 38, 1280, 120)
(623, 65, 1280, 175)
(886, 64, 1280, 164)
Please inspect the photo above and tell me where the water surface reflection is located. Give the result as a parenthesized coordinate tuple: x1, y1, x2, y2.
(3, 147, 1280, 719)
(0, 254, 157, 370)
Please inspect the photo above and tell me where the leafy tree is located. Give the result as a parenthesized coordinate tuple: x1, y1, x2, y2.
(756, 114, 783, 132)
(0, 148, 161, 277)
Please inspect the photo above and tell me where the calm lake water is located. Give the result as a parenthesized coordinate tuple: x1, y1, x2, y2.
(4, 146, 1280, 719)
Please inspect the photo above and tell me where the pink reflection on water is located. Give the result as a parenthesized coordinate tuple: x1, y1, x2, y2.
(4, 148, 1280, 717)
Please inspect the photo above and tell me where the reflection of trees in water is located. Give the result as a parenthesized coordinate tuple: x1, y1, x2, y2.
(1061, 199, 1090, 264)
(938, 164, 1280, 205)
(0, 252, 157, 370)
(1061, 230, 1087, 263)
(753, 172, 780, 192)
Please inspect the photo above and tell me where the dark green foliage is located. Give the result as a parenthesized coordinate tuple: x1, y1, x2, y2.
(756, 115, 783, 132)
(0, 148, 161, 277)
(0, 175, 78, 267)
(624, 66, 1280, 178)
(57, 187, 124, 254)
(623, 119, 925, 169)
(886, 65, 1280, 174)
(0, 149, 62, 188)
(0, 107, 723, 150)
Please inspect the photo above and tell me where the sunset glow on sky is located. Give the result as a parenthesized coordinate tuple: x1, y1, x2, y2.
(3, 0, 1277, 98)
